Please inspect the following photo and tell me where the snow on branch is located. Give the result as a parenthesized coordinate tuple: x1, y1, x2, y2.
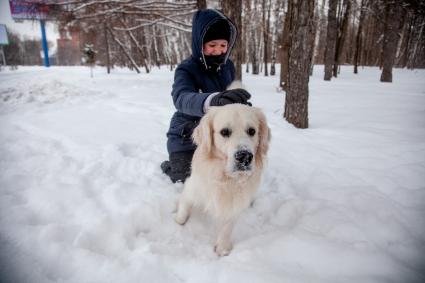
(51, 0, 196, 31)
(49, 0, 196, 73)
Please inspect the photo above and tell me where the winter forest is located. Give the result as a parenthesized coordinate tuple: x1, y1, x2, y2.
(4, 0, 425, 128)
(42, 0, 425, 72)
(5, 0, 425, 77)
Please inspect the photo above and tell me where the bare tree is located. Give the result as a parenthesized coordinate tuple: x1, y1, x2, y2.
(324, 0, 337, 80)
(333, 0, 351, 77)
(3, 32, 48, 66)
(197, 0, 207, 9)
(248, 0, 261, 75)
(284, 0, 315, 129)
(406, 16, 425, 69)
(262, 0, 272, 76)
(396, 9, 414, 68)
(43, 0, 425, 74)
(279, 0, 291, 88)
(244, 1, 251, 74)
(103, 23, 111, 73)
(50, 0, 196, 72)
(106, 25, 141, 73)
(314, 0, 328, 65)
(270, 0, 284, 76)
(221, 0, 243, 80)
(310, 1, 320, 75)
(354, 0, 366, 74)
(380, 1, 402, 82)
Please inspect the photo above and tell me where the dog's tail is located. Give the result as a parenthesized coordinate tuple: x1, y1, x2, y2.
(226, 80, 245, 90)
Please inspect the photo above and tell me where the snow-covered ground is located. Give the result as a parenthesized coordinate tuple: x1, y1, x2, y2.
(0, 65, 424, 283)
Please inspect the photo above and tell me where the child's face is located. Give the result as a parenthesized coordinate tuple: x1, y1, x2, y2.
(203, 40, 228, 56)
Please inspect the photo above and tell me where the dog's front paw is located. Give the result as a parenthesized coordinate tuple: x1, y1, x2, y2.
(175, 213, 189, 225)
(175, 201, 191, 225)
(214, 241, 233, 256)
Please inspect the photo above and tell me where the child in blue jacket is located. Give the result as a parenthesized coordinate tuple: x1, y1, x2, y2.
(161, 9, 252, 183)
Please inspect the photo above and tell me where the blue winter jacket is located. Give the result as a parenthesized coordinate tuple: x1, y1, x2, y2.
(166, 9, 237, 154)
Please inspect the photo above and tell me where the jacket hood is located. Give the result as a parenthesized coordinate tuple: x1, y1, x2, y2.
(191, 9, 237, 70)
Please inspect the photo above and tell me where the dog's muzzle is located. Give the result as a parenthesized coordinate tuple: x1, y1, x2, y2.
(234, 150, 253, 171)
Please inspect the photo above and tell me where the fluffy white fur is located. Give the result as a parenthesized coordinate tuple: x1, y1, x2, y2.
(175, 103, 271, 256)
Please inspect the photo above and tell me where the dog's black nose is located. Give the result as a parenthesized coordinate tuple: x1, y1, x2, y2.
(234, 150, 253, 169)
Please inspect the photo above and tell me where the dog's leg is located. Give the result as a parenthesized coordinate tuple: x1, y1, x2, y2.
(214, 219, 235, 256)
(175, 190, 192, 225)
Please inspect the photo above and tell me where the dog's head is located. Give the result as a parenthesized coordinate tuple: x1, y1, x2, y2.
(193, 104, 271, 176)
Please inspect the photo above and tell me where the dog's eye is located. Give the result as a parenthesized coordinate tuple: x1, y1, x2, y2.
(247, 127, 256, 136)
(220, 128, 231, 138)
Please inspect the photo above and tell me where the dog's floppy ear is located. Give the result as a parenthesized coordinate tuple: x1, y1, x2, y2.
(193, 108, 215, 157)
(254, 108, 271, 167)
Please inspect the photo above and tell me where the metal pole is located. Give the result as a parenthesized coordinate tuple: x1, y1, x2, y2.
(40, 20, 50, 67)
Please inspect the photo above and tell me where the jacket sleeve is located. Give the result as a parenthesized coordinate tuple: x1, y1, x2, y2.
(171, 65, 211, 117)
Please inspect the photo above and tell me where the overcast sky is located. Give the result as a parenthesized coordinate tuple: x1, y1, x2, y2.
(0, 0, 58, 48)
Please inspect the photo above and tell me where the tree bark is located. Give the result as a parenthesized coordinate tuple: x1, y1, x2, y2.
(324, 0, 337, 81)
(197, 0, 207, 9)
(262, 0, 271, 76)
(333, 0, 351, 77)
(251, 26, 260, 75)
(396, 14, 413, 68)
(279, 0, 292, 88)
(284, 0, 315, 129)
(380, 1, 401, 82)
(310, 2, 319, 76)
(270, 0, 284, 76)
(314, 0, 328, 65)
(221, 0, 243, 80)
(244, 0, 251, 74)
(354, 0, 366, 74)
(104, 22, 111, 74)
(407, 17, 424, 69)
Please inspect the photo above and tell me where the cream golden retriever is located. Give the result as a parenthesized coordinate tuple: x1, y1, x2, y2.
(175, 103, 271, 256)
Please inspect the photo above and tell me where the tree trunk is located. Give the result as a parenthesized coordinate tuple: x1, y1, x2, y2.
(244, 0, 251, 74)
(104, 22, 111, 74)
(314, 0, 328, 65)
(107, 26, 140, 74)
(197, 0, 207, 9)
(407, 17, 424, 69)
(221, 0, 243, 80)
(270, 0, 283, 76)
(251, 27, 260, 74)
(118, 18, 149, 73)
(380, 1, 401, 82)
(333, 0, 351, 77)
(262, 0, 271, 76)
(324, 0, 337, 80)
(354, 0, 366, 74)
(279, 0, 292, 88)
(310, 2, 319, 76)
(284, 0, 315, 129)
(396, 14, 413, 68)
